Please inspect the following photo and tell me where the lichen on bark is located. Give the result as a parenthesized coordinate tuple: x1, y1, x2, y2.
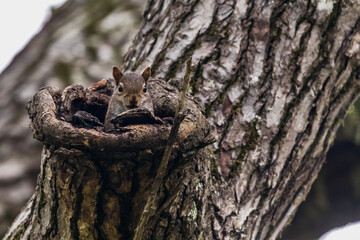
(3, 0, 360, 239)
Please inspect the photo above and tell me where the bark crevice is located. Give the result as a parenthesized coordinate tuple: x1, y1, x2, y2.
(5, 78, 215, 240)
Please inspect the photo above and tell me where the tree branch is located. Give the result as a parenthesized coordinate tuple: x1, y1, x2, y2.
(134, 58, 193, 240)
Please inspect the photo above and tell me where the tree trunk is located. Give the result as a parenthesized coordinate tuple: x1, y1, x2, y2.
(4, 79, 214, 240)
(124, 0, 360, 239)
(0, 0, 144, 235)
(4, 0, 360, 240)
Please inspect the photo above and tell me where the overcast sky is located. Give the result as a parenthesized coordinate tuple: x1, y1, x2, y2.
(0, 1, 358, 239)
(0, 0, 66, 73)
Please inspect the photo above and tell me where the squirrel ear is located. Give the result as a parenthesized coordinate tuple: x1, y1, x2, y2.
(141, 67, 151, 83)
(112, 66, 123, 85)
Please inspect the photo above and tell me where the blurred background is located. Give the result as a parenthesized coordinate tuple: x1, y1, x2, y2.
(0, 1, 359, 239)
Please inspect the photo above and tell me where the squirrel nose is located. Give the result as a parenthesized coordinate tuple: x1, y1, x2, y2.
(129, 95, 137, 106)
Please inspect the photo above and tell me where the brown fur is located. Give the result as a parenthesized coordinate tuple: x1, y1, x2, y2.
(104, 66, 154, 130)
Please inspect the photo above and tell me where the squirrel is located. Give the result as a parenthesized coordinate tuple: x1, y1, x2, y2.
(104, 66, 154, 130)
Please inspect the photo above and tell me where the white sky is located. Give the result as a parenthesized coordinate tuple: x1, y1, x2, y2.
(0, 0, 66, 73)
(0, 1, 359, 239)
(320, 221, 360, 240)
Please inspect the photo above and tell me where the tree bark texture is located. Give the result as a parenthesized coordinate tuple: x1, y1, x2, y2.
(4, 79, 214, 240)
(123, 0, 360, 239)
(3, 0, 360, 240)
(0, 0, 144, 235)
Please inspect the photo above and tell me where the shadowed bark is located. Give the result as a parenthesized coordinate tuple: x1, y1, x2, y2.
(4, 78, 214, 239)
(3, 0, 360, 239)
(0, 0, 144, 235)
(123, 0, 360, 239)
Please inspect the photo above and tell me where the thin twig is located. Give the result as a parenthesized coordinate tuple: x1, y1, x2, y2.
(147, 166, 191, 231)
(133, 58, 193, 240)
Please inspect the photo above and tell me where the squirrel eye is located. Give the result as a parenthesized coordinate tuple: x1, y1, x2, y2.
(143, 85, 147, 93)
(118, 85, 123, 92)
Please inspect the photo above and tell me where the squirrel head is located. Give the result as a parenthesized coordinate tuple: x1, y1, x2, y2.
(112, 66, 151, 109)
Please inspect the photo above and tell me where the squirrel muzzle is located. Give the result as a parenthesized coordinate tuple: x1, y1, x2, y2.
(126, 95, 139, 109)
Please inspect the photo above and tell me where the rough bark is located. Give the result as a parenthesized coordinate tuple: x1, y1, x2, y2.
(123, 0, 360, 239)
(4, 78, 214, 239)
(0, 0, 144, 235)
(3, 0, 360, 240)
